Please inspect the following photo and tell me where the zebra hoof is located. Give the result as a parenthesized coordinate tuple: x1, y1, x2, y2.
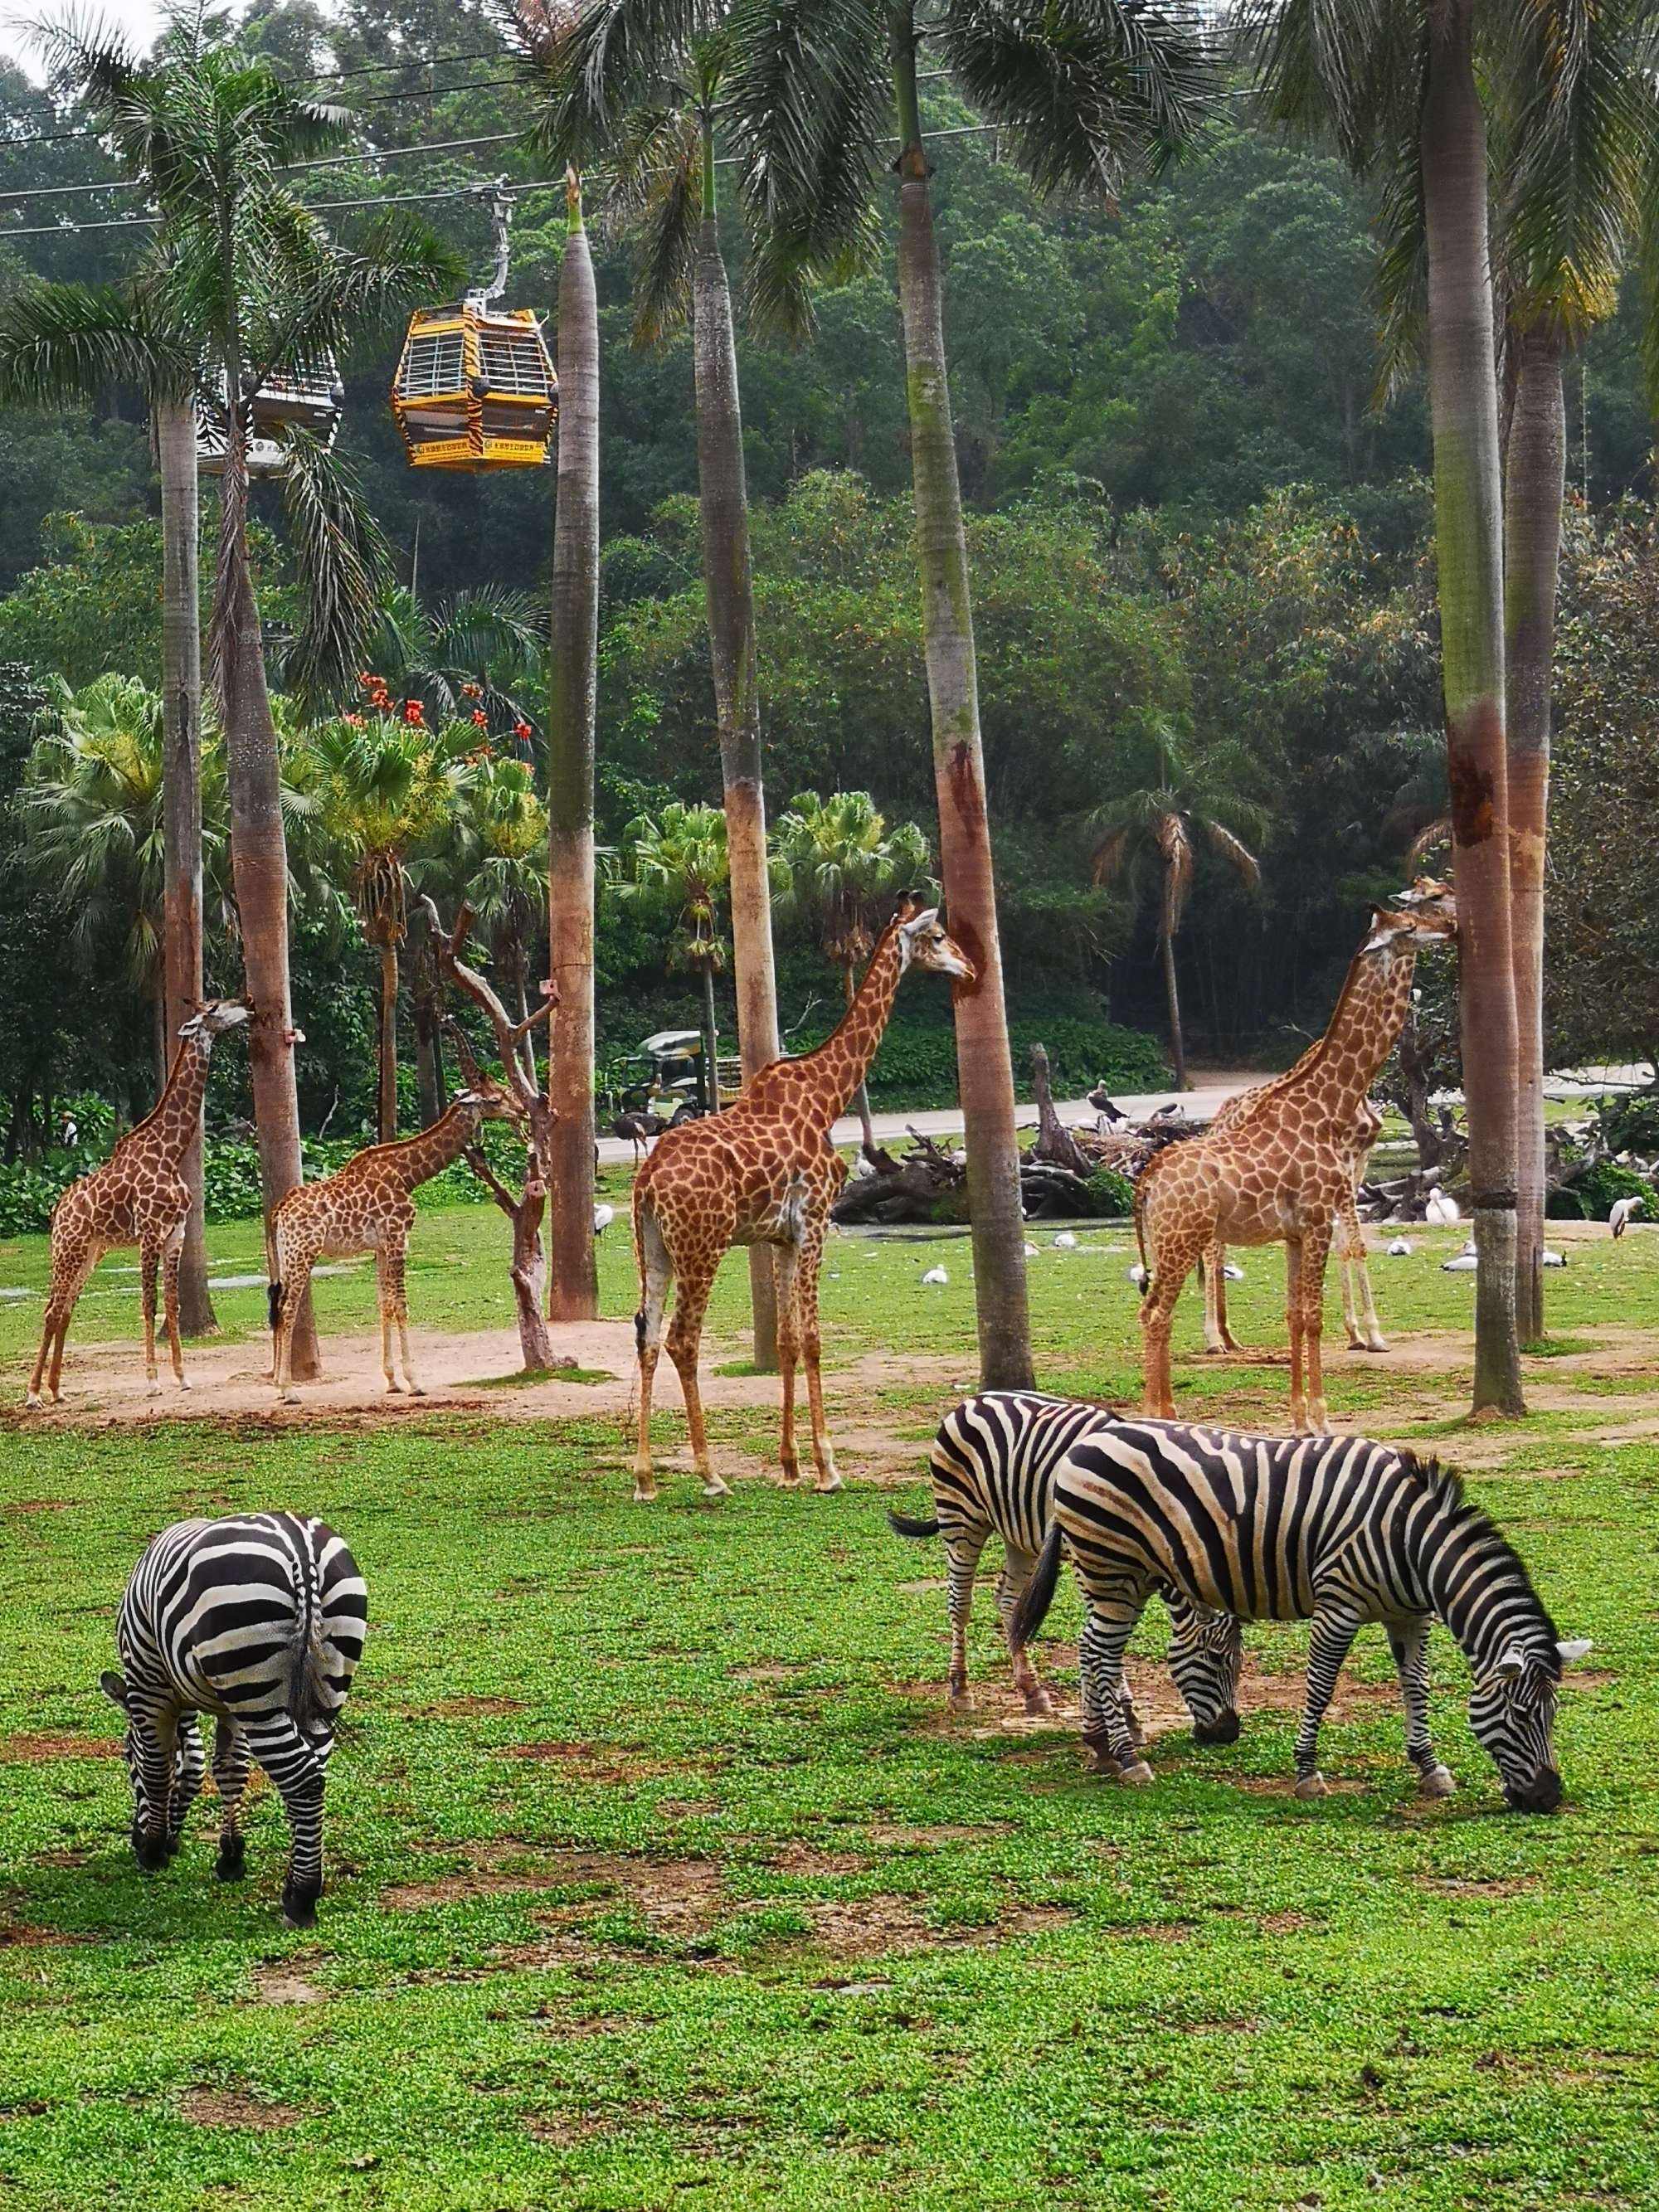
(215, 1837, 246, 1880)
(1294, 1772, 1330, 1801)
(1116, 1758, 1155, 1787)
(948, 1689, 975, 1715)
(281, 1884, 319, 1929)
(132, 1827, 168, 1872)
(1419, 1763, 1457, 1799)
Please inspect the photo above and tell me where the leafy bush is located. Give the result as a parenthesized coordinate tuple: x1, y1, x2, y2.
(1548, 1160, 1652, 1223)
(1079, 1167, 1136, 1218)
(1596, 1093, 1659, 1156)
(786, 1010, 1166, 1112)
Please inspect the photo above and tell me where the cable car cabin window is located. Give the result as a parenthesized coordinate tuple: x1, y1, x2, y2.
(477, 328, 552, 396)
(399, 328, 466, 401)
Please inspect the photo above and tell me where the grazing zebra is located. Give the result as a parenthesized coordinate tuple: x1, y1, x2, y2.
(1010, 1419, 1589, 1807)
(100, 1514, 367, 1925)
(889, 1391, 1243, 1739)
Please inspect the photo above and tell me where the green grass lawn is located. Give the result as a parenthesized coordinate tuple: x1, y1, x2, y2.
(2, 1194, 1658, 2210)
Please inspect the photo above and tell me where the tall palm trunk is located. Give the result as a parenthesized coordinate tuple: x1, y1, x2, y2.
(1422, 0, 1522, 1414)
(890, 14, 1032, 1391)
(1503, 324, 1564, 1347)
(212, 329, 318, 1378)
(1160, 924, 1188, 1091)
(693, 134, 781, 1368)
(377, 939, 400, 1139)
(157, 400, 215, 1334)
(844, 963, 878, 1155)
(545, 170, 600, 1322)
(698, 963, 720, 1114)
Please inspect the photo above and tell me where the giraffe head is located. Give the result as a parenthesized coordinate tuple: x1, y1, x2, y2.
(1362, 897, 1457, 960)
(178, 999, 252, 1050)
(1394, 875, 1457, 926)
(894, 897, 975, 983)
(455, 1073, 528, 1128)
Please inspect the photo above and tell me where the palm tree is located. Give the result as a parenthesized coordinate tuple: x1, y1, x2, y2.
(360, 585, 545, 737)
(1245, 0, 1525, 1415)
(309, 710, 474, 1140)
(622, 801, 731, 1110)
(0, 17, 457, 1380)
(723, 0, 1214, 1392)
(523, 0, 787, 1365)
(773, 790, 929, 1155)
(1087, 732, 1262, 1092)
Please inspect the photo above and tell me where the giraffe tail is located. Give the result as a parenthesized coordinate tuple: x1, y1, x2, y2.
(1132, 1174, 1153, 1303)
(265, 1215, 283, 1332)
(631, 1172, 652, 1354)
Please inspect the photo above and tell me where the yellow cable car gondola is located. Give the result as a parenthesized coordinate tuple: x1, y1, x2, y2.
(391, 183, 556, 471)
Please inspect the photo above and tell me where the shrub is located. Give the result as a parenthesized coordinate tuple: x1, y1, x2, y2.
(1550, 1159, 1652, 1223)
(1079, 1167, 1136, 1218)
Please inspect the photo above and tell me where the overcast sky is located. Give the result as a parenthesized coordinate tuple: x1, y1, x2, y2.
(2, 2, 172, 79)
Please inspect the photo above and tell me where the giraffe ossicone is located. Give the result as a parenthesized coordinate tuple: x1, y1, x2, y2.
(630, 896, 974, 1504)
(25, 999, 251, 1410)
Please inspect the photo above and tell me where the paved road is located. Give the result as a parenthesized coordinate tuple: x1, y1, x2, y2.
(594, 1062, 1656, 1168)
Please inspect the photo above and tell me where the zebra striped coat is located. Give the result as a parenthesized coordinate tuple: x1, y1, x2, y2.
(100, 1512, 367, 1924)
(891, 1391, 1242, 1738)
(1010, 1419, 1588, 1808)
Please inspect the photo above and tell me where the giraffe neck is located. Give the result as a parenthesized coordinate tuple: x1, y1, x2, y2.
(1281, 944, 1418, 1123)
(792, 923, 907, 1127)
(119, 1037, 212, 1168)
(377, 1101, 483, 1192)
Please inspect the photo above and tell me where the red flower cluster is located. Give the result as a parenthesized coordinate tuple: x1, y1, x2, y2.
(461, 681, 484, 700)
(403, 698, 425, 726)
(513, 719, 533, 743)
(358, 671, 393, 715)
(471, 708, 489, 729)
(343, 712, 366, 729)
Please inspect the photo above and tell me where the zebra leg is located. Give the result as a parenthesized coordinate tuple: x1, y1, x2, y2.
(167, 1714, 207, 1855)
(1388, 1620, 1455, 1797)
(212, 1717, 252, 1879)
(998, 1545, 1057, 1716)
(945, 1527, 989, 1710)
(1078, 1606, 1153, 1784)
(1293, 1605, 1363, 1798)
(128, 1707, 178, 1870)
(241, 1714, 328, 1926)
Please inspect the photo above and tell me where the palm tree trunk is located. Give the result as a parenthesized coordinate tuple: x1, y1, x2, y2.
(158, 401, 216, 1335)
(891, 17, 1032, 1391)
(212, 401, 319, 1377)
(1504, 323, 1564, 1348)
(693, 143, 781, 1369)
(377, 940, 399, 1140)
(699, 964, 720, 1115)
(1422, 0, 1522, 1415)
(545, 169, 600, 1323)
(844, 963, 877, 1154)
(1160, 925, 1188, 1091)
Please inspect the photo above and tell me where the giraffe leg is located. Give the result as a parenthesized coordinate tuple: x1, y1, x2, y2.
(27, 1236, 95, 1407)
(633, 1197, 673, 1502)
(1141, 1228, 1204, 1421)
(273, 1245, 315, 1404)
(385, 1237, 421, 1395)
(1203, 1242, 1242, 1354)
(139, 1237, 162, 1395)
(1284, 1238, 1306, 1432)
(944, 1525, 989, 1709)
(775, 1239, 802, 1488)
(1300, 1224, 1334, 1437)
(796, 1220, 840, 1494)
(212, 1717, 252, 1877)
(665, 1259, 724, 1500)
(161, 1219, 187, 1391)
(1341, 1195, 1387, 1352)
(376, 1248, 401, 1393)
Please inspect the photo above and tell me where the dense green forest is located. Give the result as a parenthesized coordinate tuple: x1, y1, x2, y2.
(0, 0, 1652, 1158)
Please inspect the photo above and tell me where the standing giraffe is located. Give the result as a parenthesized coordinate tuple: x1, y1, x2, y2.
(26, 1000, 250, 1409)
(1201, 878, 1456, 1359)
(1135, 893, 1458, 1435)
(268, 1076, 525, 1403)
(631, 897, 974, 1503)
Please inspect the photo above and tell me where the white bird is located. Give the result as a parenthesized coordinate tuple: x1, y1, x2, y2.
(922, 1266, 949, 1286)
(1442, 1254, 1478, 1273)
(1128, 1263, 1148, 1290)
(592, 1203, 616, 1236)
(1458, 1237, 1477, 1258)
(1542, 1248, 1568, 1268)
(1610, 1194, 1646, 1239)
(1223, 1261, 1244, 1281)
(1054, 1232, 1079, 1250)
(1024, 1242, 1040, 1257)
(1386, 1237, 1413, 1257)
(1425, 1187, 1461, 1226)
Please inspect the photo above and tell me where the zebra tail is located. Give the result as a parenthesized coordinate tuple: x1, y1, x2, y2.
(289, 1580, 328, 1737)
(887, 1510, 941, 1540)
(1009, 1522, 1065, 1651)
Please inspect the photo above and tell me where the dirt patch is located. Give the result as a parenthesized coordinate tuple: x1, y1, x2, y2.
(863, 1822, 1014, 1850)
(0, 1733, 119, 1762)
(1414, 1874, 1539, 1898)
(383, 1869, 566, 1912)
(898, 1578, 949, 1595)
(764, 1841, 872, 1877)
(792, 1895, 1074, 1960)
(2, 1500, 69, 1514)
(409, 1696, 526, 1719)
(32, 1848, 90, 1869)
(1257, 1910, 1317, 1934)
(526, 2112, 617, 2146)
(250, 1962, 328, 2005)
(0, 1920, 84, 1948)
(730, 1663, 812, 1684)
(178, 2087, 303, 2131)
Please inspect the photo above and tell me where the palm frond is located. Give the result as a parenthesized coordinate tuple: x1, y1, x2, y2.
(1200, 816, 1262, 892)
(278, 432, 392, 715)
(627, 110, 704, 343)
(1238, 0, 1418, 176)
(1155, 808, 1194, 941)
(516, 0, 708, 170)
(0, 280, 197, 409)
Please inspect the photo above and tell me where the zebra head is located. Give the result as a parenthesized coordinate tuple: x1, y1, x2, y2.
(1167, 1598, 1245, 1744)
(1468, 1636, 1592, 1812)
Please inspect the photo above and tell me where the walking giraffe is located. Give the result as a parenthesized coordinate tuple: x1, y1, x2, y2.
(268, 1076, 524, 1403)
(1136, 889, 1458, 1435)
(26, 999, 250, 1408)
(631, 897, 973, 1502)
(1201, 881, 1456, 1358)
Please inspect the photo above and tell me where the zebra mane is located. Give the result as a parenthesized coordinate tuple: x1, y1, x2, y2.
(1396, 1449, 1562, 1672)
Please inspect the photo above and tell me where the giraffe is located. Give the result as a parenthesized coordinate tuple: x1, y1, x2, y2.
(1135, 892, 1458, 1435)
(1201, 876, 1457, 1357)
(25, 999, 251, 1409)
(631, 897, 974, 1503)
(268, 1075, 525, 1403)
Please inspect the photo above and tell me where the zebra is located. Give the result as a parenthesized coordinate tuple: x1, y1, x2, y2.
(888, 1391, 1243, 1740)
(100, 1513, 367, 1925)
(1009, 1418, 1590, 1808)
